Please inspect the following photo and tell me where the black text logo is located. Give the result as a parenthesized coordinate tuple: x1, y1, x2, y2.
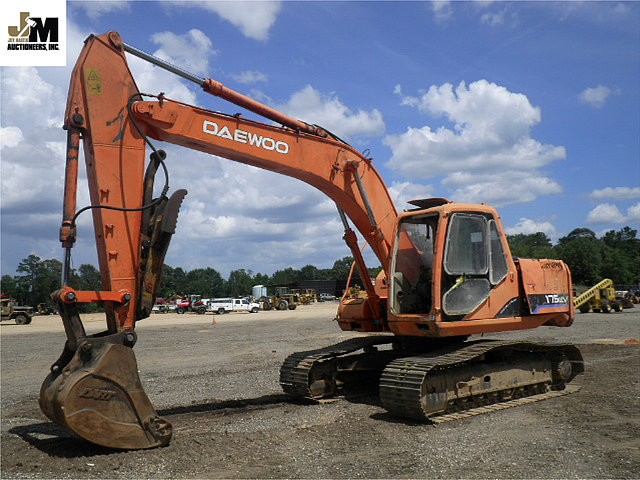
(7, 11, 59, 51)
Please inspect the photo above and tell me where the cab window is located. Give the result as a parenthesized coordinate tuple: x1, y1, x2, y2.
(444, 214, 488, 276)
(489, 220, 508, 285)
(442, 213, 509, 317)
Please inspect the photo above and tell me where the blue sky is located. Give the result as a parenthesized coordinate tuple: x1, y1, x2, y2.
(1, 1, 639, 279)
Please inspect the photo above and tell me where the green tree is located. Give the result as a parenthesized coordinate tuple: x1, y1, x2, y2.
(555, 227, 640, 287)
(601, 247, 634, 285)
(158, 266, 226, 298)
(331, 257, 356, 280)
(77, 264, 102, 291)
(41, 257, 63, 297)
(602, 226, 638, 247)
(183, 267, 225, 297)
(15, 254, 42, 305)
(507, 232, 555, 259)
(1, 275, 18, 299)
(601, 227, 640, 286)
(556, 232, 604, 286)
(299, 264, 320, 280)
(270, 267, 300, 285)
(15, 255, 62, 306)
(558, 228, 596, 245)
(252, 272, 270, 287)
(158, 265, 187, 297)
(205, 268, 226, 297)
(226, 269, 253, 297)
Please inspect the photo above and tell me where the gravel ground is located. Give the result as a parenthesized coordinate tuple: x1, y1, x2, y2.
(1, 303, 639, 479)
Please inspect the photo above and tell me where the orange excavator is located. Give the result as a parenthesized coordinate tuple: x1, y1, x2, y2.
(39, 31, 583, 449)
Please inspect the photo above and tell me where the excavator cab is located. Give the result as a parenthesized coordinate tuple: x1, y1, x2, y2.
(390, 205, 511, 321)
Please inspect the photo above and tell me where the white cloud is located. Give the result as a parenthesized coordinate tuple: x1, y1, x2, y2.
(1, 67, 61, 127)
(0, 127, 24, 149)
(385, 80, 565, 206)
(578, 85, 620, 108)
(387, 181, 436, 210)
(180, 211, 288, 240)
(612, 3, 631, 15)
(445, 172, 562, 207)
(480, 11, 505, 27)
(431, 1, 453, 24)
(478, 4, 519, 28)
(1, 67, 67, 216)
(397, 80, 542, 149)
(175, 1, 282, 41)
(505, 217, 557, 237)
(432, 1, 522, 27)
(277, 85, 385, 140)
(0, 23, 213, 268)
(586, 201, 640, 225)
(589, 186, 640, 200)
(232, 70, 268, 85)
(150, 29, 216, 77)
(586, 203, 627, 224)
(70, 0, 130, 21)
(627, 202, 640, 223)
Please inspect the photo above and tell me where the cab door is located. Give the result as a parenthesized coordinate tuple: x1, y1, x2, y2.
(441, 213, 509, 319)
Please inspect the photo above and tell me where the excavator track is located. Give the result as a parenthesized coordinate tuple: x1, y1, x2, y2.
(280, 336, 397, 398)
(428, 384, 581, 424)
(280, 339, 583, 422)
(379, 340, 583, 421)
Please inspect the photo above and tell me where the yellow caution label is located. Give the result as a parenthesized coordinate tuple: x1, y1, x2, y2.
(85, 67, 102, 95)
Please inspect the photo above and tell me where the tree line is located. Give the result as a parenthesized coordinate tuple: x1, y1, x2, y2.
(0, 255, 374, 308)
(157, 256, 376, 300)
(508, 226, 639, 288)
(2, 226, 638, 308)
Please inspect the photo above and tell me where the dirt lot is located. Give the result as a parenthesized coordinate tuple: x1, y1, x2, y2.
(2, 303, 639, 479)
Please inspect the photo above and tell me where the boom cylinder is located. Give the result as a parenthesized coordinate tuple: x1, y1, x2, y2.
(122, 42, 324, 137)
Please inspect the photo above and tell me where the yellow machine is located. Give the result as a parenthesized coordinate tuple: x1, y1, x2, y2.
(264, 287, 302, 310)
(574, 279, 621, 313)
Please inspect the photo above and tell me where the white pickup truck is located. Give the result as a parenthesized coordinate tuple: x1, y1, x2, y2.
(206, 298, 260, 314)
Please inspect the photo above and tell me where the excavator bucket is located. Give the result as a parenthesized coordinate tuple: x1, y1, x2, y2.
(39, 301, 171, 449)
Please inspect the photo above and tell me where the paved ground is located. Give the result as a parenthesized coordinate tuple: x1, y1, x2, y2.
(1, 303, 639, 478)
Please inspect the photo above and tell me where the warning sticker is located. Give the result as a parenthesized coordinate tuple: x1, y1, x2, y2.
(85, 67, 102, 95)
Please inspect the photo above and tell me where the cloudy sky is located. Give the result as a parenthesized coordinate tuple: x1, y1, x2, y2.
(1, 1, 639, 279)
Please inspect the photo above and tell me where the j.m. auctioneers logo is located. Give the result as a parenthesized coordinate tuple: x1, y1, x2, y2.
(7, 11, 59, 51)
(1, 0, 66, 66)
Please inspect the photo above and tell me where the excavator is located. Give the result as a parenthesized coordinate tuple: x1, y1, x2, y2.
(39, 31, 583, 450)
